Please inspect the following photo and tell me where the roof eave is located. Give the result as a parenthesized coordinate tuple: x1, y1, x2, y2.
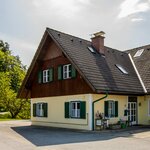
(17, 30, 49, 98)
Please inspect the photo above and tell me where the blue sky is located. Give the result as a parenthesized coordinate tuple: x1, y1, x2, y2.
(0, 0, 150, 66)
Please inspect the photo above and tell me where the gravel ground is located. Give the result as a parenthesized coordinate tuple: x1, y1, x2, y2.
(0, 120, 150, 150)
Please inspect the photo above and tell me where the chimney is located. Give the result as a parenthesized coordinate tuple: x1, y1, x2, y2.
(91, 31, 105, 55)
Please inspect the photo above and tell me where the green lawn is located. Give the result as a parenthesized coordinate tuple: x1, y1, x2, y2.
(0, 112, 30, 121)
(0, 118, 22, 121)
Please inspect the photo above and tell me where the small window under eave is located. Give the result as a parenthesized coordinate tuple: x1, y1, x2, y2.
(87, 46, 95, 53)
(115, 64, 128, 75)
(134, 49, 144, 57)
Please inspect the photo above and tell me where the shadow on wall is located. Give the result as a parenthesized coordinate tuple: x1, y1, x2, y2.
(11, 125, 150, 147)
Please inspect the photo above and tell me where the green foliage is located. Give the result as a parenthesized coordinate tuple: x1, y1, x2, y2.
(0, 40, 30, 119)
(0, 112, 12, 119)
(0, 40, 9, 53)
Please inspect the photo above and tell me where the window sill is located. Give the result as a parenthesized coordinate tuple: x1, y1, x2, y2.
(106, 116, 118, 119)
(39, 81, 53, 84)
(63, 77, 72, 80)
(69, 117, 81, 119)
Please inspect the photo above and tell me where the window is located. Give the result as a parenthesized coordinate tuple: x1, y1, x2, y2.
(134, 49, 144, 57)
(71, 102, 80, 118)
(38, 68, 53, 83)
(64, 101, 86, 119)
(33, 103, 48, 117)
(108, 101, 115, 117)
(58, 64, 76, 80)
(87, 46, 95, 53)
(63, 64, 71, 79)
(43, 69, 49, 83)
(148, 100, 150, 116)
(104, 100, 118, 118)
(36, 103, 44, 117)
(115, 64, 128, 74)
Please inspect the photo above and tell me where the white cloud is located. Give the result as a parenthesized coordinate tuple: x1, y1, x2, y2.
(118, 0, 150, 19)
(31, 0, 90, 18)
(131, 18, 144, 22)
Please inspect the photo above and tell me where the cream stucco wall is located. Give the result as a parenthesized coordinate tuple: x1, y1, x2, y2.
(93, 94, 150, 126)
(138, 95, 150, 125)
(92, 94, 128, 129)
(31, 94, 150, 131)
(31, 94, 92, 130)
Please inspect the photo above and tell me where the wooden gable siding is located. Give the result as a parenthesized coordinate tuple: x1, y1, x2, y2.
(29, 39, 93, 98)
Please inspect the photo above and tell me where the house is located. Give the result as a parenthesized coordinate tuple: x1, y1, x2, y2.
(126, 45, 150, 125)
(18, 28, 150, 130)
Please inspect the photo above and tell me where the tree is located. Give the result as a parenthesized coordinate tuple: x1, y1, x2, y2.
(0, 40, 30, 119)
(0, 40, 9, 52)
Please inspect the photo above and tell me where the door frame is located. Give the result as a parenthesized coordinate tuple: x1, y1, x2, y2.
(128, 96, 138, 125)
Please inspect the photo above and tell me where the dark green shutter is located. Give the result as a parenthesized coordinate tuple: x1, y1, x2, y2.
(43, 103, 48, 117)
(115, 101, 118, 117)
(33, 103, 36, 117)
(65, 102, 69, 118)
(124, 109, 127, 116)
(104, 101, 109, 117)
(49, 68, 54, 82)
(71, 65, 77, 78)
(47, 70, 50, 82)
(58, 65, 63, 80)
(38, 71, 42, 83)
(80, 101, 86, 119)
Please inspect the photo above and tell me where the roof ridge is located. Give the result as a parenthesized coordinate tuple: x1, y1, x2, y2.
(47, 27, 128, 54)
(46, 27, 91, 43)
(105, 46, 127, 54)
(125, 44, 150, 52)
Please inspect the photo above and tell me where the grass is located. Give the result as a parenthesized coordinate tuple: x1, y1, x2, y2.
(0, 112, 18, 121)
(0, 118, 21, 121)
(0, 112, 23, 121)
(0, 112, 30, 121)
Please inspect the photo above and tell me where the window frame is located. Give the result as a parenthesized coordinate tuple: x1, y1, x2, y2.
(108, 100, 115, 118)
(43, 69, 49, 83)
(115, 64, 128, 74)
(134, 49, 144, 57)
(33, 102, 48, 117)
(105, 100, 118, 118)
(36, 103, 44, 117)
(87, 46, 95, 53)
(64, 100, 86, 119)
(70, 101, 81, 118)
(63, 64, 71, 79)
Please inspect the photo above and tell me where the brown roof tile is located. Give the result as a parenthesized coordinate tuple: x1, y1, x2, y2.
(126, 45, 150, 93)
(18, 28, 145, 98)
(47, 28, 144, 94)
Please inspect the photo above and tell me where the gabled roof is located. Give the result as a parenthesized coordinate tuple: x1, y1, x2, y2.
(126, 44, 150, 94)
(18, 28, 144, 98)
(46, 28, 144, 94)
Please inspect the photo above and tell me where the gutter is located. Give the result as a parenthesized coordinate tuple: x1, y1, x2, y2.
(92, 91, 108, 130)
(128, 54, 147, 93)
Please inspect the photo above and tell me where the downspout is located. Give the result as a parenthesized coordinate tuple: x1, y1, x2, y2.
(92, 91, 108, 130)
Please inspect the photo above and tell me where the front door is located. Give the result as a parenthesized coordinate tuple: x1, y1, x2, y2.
(128, 97, 137, 125)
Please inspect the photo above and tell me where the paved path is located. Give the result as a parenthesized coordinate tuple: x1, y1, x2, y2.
(0, 120, 150, 150)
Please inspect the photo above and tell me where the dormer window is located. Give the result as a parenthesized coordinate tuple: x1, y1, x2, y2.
(115, 64, 128, 74)
(134, 49, 144, 57)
